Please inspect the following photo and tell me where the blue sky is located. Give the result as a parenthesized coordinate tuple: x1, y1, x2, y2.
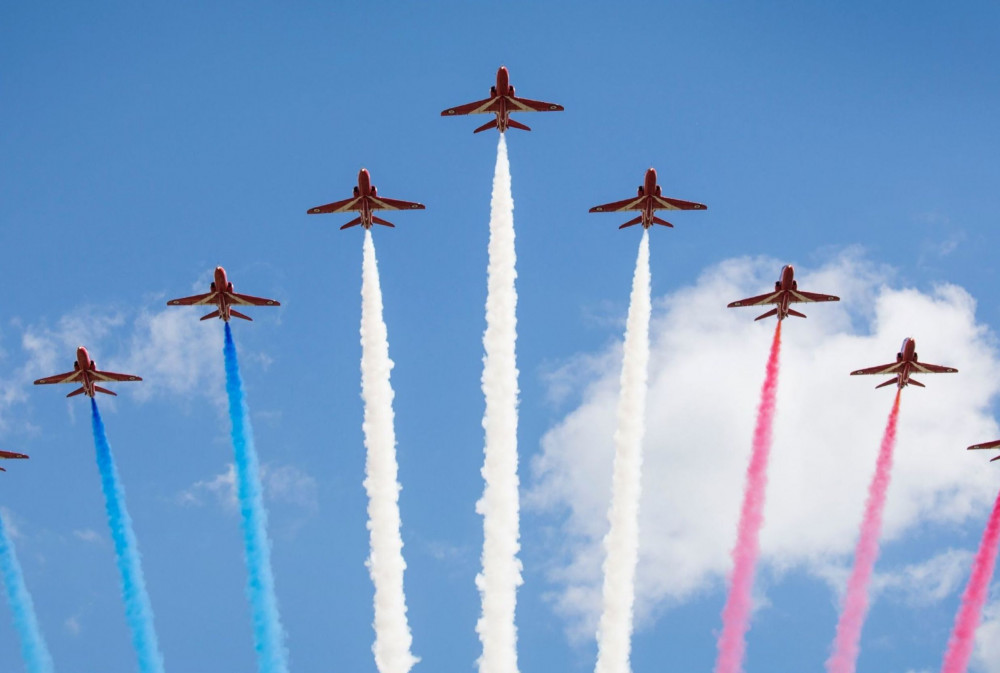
(2, 2, 1000, 672)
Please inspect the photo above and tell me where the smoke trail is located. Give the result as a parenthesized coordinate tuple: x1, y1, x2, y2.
(477, 133, 523, 673)
(594, 230, 651, 673)
(825, 390, 902, 673)
(940, 486, 1000, 673)
(90, 399, 165, 673)
(223, 323, 289, 673)
(360, 229, 418, 673)
(0, 510, 55, 673)
(714, 321, 783, 673)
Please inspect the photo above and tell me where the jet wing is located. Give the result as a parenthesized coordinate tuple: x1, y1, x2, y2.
(441, 96, 501, 117)
(728, 291, 782, 308)
(789, 290, 841, 304)
(506, 95, 564, 113)
(228, 292, 281, 307)
(969, 439, 1000, 451)
(370, 196, 427, 212)
(307, 196, 363, 215)
(91, 370, 142, 383)
(167, 291, 218, 307)
(850, 362, 904, 376)
(0, 450, 28, 460)
(653, 195, 708, 211)
(34, 370, 84, 385)
(912, 362, 958, 374)
(589, 196, 645, 213)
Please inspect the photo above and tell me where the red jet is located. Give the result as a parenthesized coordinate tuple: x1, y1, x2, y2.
(441, 66, 564, 134)
(34, 347, 142, 398)
(967, 440, 1000, 462)
(728, 265, 840, 321)
(850, 338, 957, 389)
(307, 168, 425, 230)
(168, 266, 280, 322)
(589, 168, 707, 229)
(0, 450, 28, 472)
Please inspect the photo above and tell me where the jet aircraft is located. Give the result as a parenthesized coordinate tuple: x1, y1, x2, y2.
(168, 266, 279, 322)
(34, 347, 142, 398)
(307, 168, 425, 230)
(0, 450, 28, 472)
(967, 440, 1000, 462)
(850, 338, 957, 389)
(589, 168, 707, 229)
(441, 66, 564, 133)
(728, 265, 840, 321)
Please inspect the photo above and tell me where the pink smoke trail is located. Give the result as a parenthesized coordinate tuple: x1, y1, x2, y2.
(713, 320, 783, 673)
(940, 485, 1000, 673)
(825, 390, 902, 673)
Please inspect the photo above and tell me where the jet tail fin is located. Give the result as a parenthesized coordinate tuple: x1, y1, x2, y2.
(94, 386, 118, 397)
(506, 118, 531, 132)
(67, 387, 87, 398)
(876, 377, 900, 389)
(200, 310, 221, 321)
(908, 377, 925, 388)
(473, 119, 499, 134)
(787, 308, 807, 319)
(619, 216, 643, 229)
(652, 216, 675, 228)
(371, 215, 396, 228)
(339, 216, 364, 230)
(754, 308, 779, 321)
(229, 309, 253, 322)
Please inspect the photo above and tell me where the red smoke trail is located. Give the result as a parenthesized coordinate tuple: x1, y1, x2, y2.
(826, 390, 902, 673)
(940, 486, 1000, 673)
(714, 320, 782, 673)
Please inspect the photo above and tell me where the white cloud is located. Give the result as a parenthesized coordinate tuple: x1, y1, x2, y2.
(64, 615, 81, 636)
(72, 529, 102, 544)
(178, 462, 318, 512)
(974, 596, 1000, 673)
(529, 252, 1000, 639)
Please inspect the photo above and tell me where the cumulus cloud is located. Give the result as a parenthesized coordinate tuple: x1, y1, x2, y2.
(178, 463, 318, 512)
(974, 596, 1000, 673)
(529, 252, 1000, 639)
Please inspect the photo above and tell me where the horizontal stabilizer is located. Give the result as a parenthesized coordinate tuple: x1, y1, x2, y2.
(67, 387, 87, 398)
(339, 216, 364, 230)
(94, 386, 117, 396)
(0, 466, 5, 472)
(754, 308, 779, 321)
(619, 216, 643, 229)
(200, 310, 221, 321)
(787, 308, 807, 319)
(875, 377, 900, 389)
(992, 455, 1000, 462)
(908, 377, 925, 388)
(230, 309, 253, 322)
(652, 216, 674, 228)
(506, 118, 531, 132)
(371, 215, 396, 228)
(473, 119, 499, 134)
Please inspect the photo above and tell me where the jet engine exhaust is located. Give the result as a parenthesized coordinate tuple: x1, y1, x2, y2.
(360, 229, 418, 673)
(223, 324, 289, 673)
(90, 399, 165, 673)
(825, 391, 902, 673)
(595, 230, 651, 673)
(940, 485, 1000, 673)
(477, 133, 523, 673)
(0, 510, 54, 673)
(714, 320, 783, 673)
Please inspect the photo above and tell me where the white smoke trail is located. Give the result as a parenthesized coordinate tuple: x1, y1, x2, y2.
(476, 133, 523, 673)
(360, 229, 418, 673)
(594, 230, 651, 673)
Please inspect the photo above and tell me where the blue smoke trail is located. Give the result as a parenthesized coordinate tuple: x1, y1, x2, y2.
(0, 510, 55, 673)
(223, 322, 289, 673)
(90, 399, 165, 673)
